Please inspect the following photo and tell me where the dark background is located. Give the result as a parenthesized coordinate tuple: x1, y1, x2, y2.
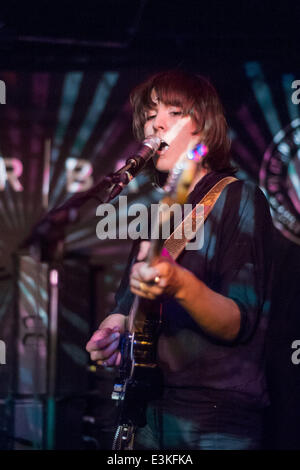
(0, 0, 299, 450)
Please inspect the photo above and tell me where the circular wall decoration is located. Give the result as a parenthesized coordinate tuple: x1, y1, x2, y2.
(260, 118, 300, 245)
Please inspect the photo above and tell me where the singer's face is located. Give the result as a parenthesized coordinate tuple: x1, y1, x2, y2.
(143, 90, 201, 172)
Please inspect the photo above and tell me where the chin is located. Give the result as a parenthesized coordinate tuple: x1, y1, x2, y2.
(154, 154, 174, 172)
(154, 160, 171, 172)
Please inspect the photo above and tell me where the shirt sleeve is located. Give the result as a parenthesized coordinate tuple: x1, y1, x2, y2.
(211, 180, 273, 344)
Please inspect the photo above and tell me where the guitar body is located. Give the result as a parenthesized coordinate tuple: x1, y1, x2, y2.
(112, 298, 163, 450)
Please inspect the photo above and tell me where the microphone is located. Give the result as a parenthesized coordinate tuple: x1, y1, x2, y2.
(104, 135, 162, 200)
(125, 135, 162, 178)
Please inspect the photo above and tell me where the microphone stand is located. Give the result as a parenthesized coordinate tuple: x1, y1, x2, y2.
(18, 155, 150, 450)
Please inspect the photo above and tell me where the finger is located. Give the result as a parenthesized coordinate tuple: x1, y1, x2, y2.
(137, 241, 150, 261)
(141, 266, 161, 282)
(131, 263, 160, 283)
(130, 277, 143, 290)
(95, 331, 120, 350)
(152, 261, 173, 277)
(90, 336, 120, 362)
(99, 336, 121, 360)
(86, 330, 120, 353)
(86, 337, 101, 353)
(115, 351, 122, 366)
(131, 286, 156, 300)
(86, 327, 114, 352)
(112, 325, 121, 332)
(97, 350, 121, 367)
(86, 335, 110, 353)
(130, 261, 145, 277)
(91, 350, 105, 362)
(130, 278, 163, 297)
(102, 350, 119, 367)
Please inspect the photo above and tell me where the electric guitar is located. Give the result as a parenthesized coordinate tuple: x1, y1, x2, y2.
(111, 144, 208, 450)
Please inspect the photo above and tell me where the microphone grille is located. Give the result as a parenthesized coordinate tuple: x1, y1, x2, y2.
(143, 135, 161, 152)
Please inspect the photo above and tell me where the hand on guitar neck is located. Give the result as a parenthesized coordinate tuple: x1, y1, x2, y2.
(130, 240, 183, 300)
(130, 241, 241, 342)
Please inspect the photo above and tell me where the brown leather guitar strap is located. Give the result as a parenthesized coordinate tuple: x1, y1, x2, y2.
(163, 176, 237, 260)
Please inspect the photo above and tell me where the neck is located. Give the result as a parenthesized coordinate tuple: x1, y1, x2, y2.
(188, 166, 210, 194)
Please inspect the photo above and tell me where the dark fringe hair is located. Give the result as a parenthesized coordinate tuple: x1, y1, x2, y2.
(130, 70, 235, 172)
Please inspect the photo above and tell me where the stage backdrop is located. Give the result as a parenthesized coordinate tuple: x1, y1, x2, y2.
(0, 62, 299, 449)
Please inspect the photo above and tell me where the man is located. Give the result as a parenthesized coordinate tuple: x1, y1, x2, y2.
(86, 70, 273, 449)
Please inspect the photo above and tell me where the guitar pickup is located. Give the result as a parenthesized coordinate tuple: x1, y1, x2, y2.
(111, 383, 124, 400)
(134, 362, 157, 368)
(112, 391, 124, 400)
(133, 339, 152, 346)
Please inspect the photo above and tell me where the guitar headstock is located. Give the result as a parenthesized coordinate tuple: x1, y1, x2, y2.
(146, 143, 209, 263)
(162, 143, 208, 205)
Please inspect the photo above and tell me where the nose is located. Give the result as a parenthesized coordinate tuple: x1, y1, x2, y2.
(152, 111, 166, 132)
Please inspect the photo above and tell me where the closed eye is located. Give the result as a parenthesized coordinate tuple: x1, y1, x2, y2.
(169, 111, 183, 116)
(145, 114, 156, 121)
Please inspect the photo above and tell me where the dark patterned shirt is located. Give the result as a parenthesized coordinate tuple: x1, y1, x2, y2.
(110, 170, 274, 414)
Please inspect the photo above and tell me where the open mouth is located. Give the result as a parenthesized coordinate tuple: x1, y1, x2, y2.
(157, 140, 169, 155)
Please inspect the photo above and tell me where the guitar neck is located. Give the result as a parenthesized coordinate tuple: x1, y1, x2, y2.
(127, 152, 204, 333)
